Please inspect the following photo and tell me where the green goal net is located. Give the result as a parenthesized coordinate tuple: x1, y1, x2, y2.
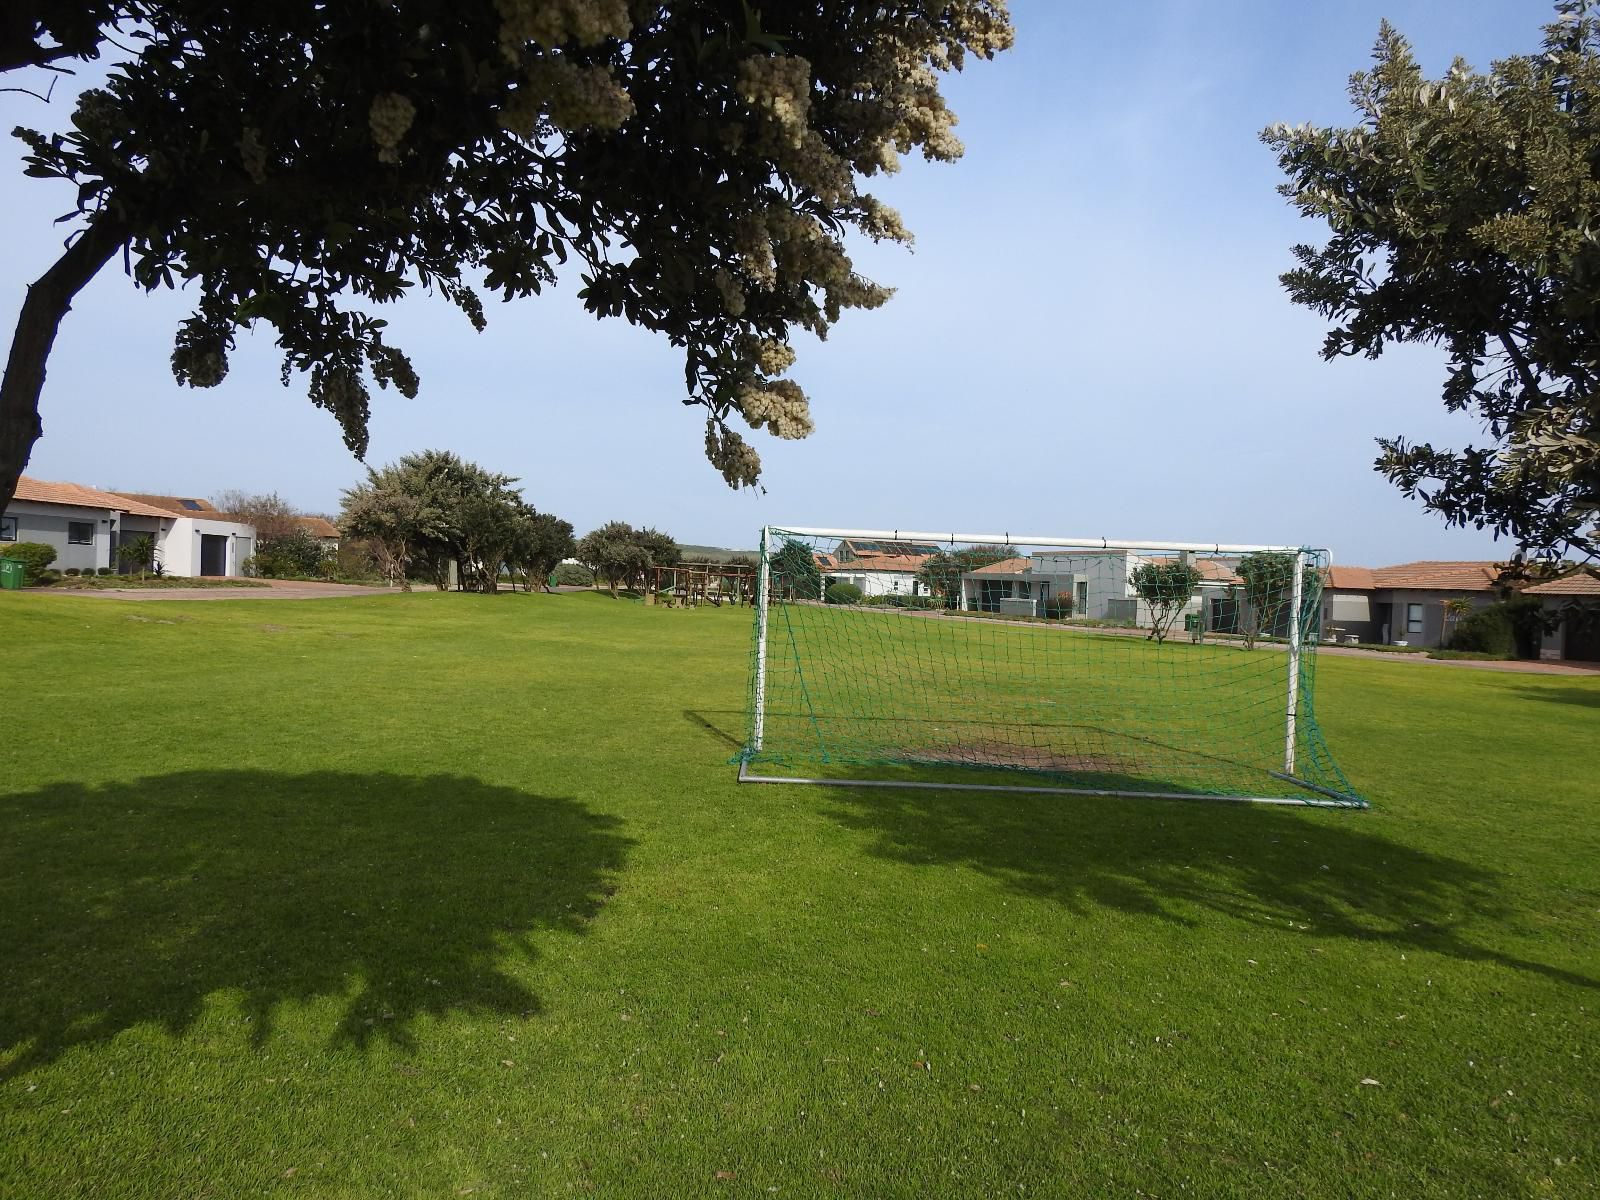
(741, 526, 1363, 807)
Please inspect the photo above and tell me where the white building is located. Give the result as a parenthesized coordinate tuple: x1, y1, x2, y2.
(1, 476, 256, 578)
(960, 551, 1243, 625)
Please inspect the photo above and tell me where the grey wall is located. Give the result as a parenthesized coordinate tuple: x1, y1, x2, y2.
(2, 501, 112, 572)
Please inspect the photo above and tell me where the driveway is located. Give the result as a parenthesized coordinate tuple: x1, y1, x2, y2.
(45, 579, 400, 601)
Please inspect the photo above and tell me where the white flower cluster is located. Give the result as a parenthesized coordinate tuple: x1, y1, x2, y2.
(496, 0, 630, 55)
(858, 195, 912, 245)
(500, 60, 633, 135)
(737, 53, 851, 205)
(172, 343, 227, 388)
(737, 380, 814, 441)
(705, 421, 763, 489)
(736, 335, 796, 376)
(238, 126, 268, 184)
(369, 93, 416, 164)
(711, 267, 746, 316)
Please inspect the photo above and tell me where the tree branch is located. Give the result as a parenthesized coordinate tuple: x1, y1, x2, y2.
(0, 217, 129, 511)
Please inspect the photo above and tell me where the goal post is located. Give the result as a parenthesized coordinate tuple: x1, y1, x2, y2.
(740, 526, 1363, 808)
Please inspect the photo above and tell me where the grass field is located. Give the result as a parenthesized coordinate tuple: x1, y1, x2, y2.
(1, 590, 1596, 1198)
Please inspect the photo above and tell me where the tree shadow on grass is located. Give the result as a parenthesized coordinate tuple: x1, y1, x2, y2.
(0, 771, 630, 1078)
(821, 784, 1598, 991)
(1508, 684, 1600, 708)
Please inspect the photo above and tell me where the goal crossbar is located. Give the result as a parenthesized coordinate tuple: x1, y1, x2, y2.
(771, 526, 1317, 557)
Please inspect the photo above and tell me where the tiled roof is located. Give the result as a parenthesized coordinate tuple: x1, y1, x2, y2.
(112, 492, 218, 517)
(1190, 558, 1241, 585)
(1523, 569, 1600, 597)
(814, 552, 837, 570)
(292, 515, 340, 539)
(1325, 565, 1377, 591)
(1369, 561, 1500, 591)
(969, 557, 1032, 576)
(826, 554, 930, 573)
(12, 476, 175, 519)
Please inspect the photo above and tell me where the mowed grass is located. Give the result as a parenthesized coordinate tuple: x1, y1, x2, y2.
(0, 590, 1596, 1198)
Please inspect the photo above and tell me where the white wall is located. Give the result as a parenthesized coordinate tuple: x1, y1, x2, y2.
(163, 517, 257, 577)
(826, 568, 924, 598)
(2, 499, 114, 572)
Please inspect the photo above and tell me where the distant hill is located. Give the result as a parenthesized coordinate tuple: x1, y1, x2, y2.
(676, 543, 758, 563)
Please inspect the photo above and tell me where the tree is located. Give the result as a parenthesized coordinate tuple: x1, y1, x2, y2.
(339, 475, 443, 591)
(507, 510, 575, 592)
(1129, 560, 1201, 644)
(117, 533, 156, 579)
(1235, 551, 1301, 649)
(769, 538, 821, 600)
(1264, 3, 1600, 561)
(211, 489, 300, 540)
(1, 2, 1013, 512)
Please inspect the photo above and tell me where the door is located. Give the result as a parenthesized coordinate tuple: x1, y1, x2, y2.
(200, 533, 228, 576)
(1565, 615, 1600, 662)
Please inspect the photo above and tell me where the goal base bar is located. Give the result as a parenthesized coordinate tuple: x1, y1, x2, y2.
(738, 761, 1364, 809)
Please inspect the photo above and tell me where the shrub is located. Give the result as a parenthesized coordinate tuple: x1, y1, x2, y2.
(0, 542, 57, 584)
(825, 581, 863, 605)
(1044, 595, 1074, 619)
(97, 567, 115, 577)
(1448, 596, 1557, 658)
(252, 528, 330, 578)
(63, 567, 80, 576)
(552, 562, 595, 587)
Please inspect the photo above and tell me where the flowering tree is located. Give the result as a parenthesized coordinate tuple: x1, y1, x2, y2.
(1, 2, 1013, 511)
(1264, 2, 1600, 560)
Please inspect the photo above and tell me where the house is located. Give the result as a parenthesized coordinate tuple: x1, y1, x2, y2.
(1318, 561, 1500, 647)
(825, 553, 935, 598)
(110, 493, 258, 576)
(1524, 569, 1600, 662)
(291, 515, 341, 548)
(959, 551, 1242, 624)
(3, 477, 180, 574)
(831, 538, 939, 564)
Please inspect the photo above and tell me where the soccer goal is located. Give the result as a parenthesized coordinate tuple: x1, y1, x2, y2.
(739, 526, 1364, 808)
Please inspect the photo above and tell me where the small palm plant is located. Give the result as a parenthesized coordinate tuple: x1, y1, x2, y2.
(117, 535, 157, 580)
(1442, 596, 1475, 647)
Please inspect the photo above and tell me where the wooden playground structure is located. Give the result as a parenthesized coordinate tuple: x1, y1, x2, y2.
(648, 563, 758, 608)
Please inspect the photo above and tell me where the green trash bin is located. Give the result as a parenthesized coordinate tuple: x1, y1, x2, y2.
(0, 557, 24, 590)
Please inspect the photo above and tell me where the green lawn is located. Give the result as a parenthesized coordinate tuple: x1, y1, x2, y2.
(1, 591, 1596, 1198)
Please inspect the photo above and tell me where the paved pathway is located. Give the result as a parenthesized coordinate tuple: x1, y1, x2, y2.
(44, 579, 400, 602)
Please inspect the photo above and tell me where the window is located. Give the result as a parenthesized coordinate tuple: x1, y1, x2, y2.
(68, 521, 94, 545)
(1406, 603, 1424, 635)
(0, 515, 15, 542)
(179, 499, 203, 510)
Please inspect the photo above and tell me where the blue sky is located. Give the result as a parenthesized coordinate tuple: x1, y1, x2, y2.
(0, 1, 1561, 563)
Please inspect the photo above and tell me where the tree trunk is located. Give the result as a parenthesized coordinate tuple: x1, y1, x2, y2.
(0, 218, 127, 511)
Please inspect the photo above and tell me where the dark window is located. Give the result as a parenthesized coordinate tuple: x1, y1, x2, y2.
(179, 499, 203, 510)
(0, 515, 15, 542)
(68, 521, 94, 545)
(1406, 603, 1424, 635)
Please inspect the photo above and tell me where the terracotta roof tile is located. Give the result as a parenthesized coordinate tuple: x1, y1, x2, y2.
(292, 515, 340, 539)
(112, 492, 218, 517)
(1523, 569, 1600, 597)
(1369, 561, 1500, 591)
(12, 476, 176, 519)
(1325, 565, 1377, 591)
(969, 557, 1032, 575)
(826, 554, 930, 573)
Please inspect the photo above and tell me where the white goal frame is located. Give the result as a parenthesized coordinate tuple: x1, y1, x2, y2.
(742, 525, 1358, 808)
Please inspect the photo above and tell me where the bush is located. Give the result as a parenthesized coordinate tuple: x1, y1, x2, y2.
(551, 562, 595, 587)
(1044, 595, 1074, 619)
(97, 567, 115, 577)
(63, 567, 80, 576)
(825, 581, 863, 605)
(0, 542, 57, 584)
(1449, 595, 1550, 658)
(251, 528, 331, 579)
